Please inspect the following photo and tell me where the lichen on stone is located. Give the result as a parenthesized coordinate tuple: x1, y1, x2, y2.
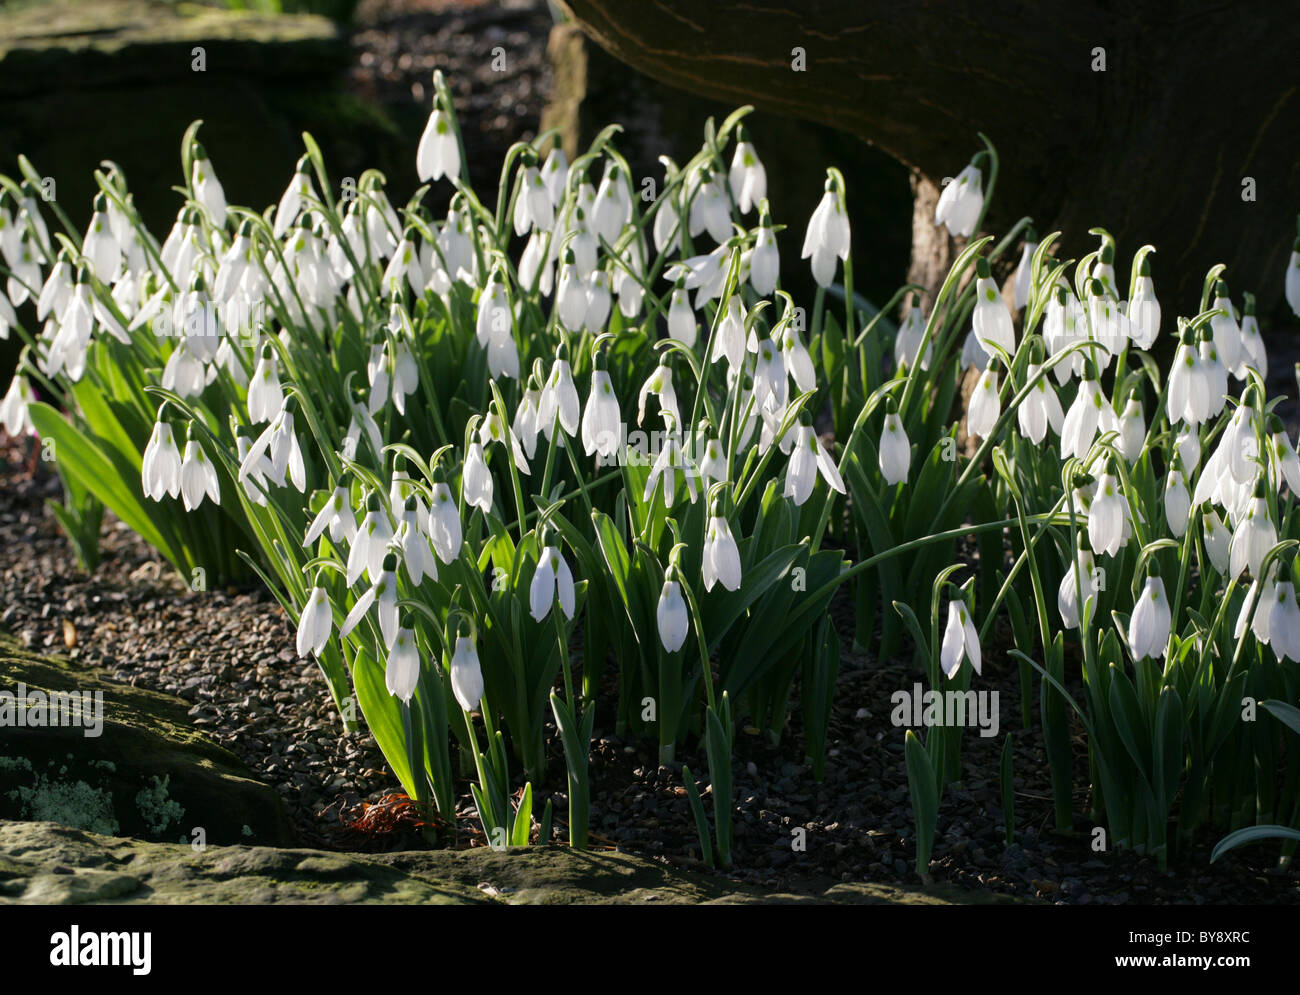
(12, 774, 119, 836)
(134, 775, 185, 835)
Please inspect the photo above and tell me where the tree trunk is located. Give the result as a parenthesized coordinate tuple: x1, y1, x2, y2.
(555, 0, 1300, 318)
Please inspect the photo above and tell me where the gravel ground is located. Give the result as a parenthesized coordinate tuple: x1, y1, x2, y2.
(3, 436, 1297, 904)
(347, 0, 554, 210)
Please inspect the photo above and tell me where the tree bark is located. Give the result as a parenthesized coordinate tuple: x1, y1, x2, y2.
(554, 0, 1300, 317)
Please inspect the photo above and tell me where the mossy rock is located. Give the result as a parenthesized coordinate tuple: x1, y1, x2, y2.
(0, 820, 1019, 904)
(0, 634, 292, 845)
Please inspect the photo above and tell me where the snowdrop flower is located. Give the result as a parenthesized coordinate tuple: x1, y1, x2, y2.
(1012, 231, 1037, 311)
(416, 105, 460, 183)
(894, 300, 931, 371)
(637, 360, 679, 427)
(235, 433, 273, 507)
(749, 216, 779, 295)
(643, 424, 698, 506)
(702, 510, 742, 592)
(1286, 235, 1300, 318)
(1270, 417, 1300, 496)
(248, 345, 283, 424)
(36, 252, 73, 322)
(273, 156, 315, 238)
(940, 596, 981, 678)
(427, 472, 463, 565)
(689, 166, 733, 244)
(1174, 426, 1201, 473)
(255, 407, 307, 493)
(478, 407, 531, 475)
(1238, 293, 1266, 378)
(1044, 286, 1085, 384)
(0, 375, 33, 436)
(1164, 462, 1190, 538)
(347, 495, 395, 587)
(1116, 394, 1146, 464)
(971, 258, 1014, 360)
(4, 237, 41, 308)
(1201, 504, 1232, 574)
(584, 269, 613, 332)
(1057, 543, 1097, 630)
(513, 378, 542, 460)
(305, 485, 358, 546)
(382, 228, 426, 296)
(1127, 256, 1160, 350)
(667, 244, 730, 308)
(1018, 362, 1065, 445)
(801, 180, 850, 287)
(934, 157, 985, 238)
(667, 282, 697, 347)
(582, 356, 621, 461)
(1208, 281, 1242, 379)
(385, 623, 420, 704)
(779, 319, 816, 395)
(879, 403, 911, 486)
(180, 431, 220, 511)
(783, 423, 845, 506)
(1128, 570, 1171, 660)
(141, 420, 182, 501)
(1088, 472, 1128, 557)
(530, 541, 576, 622)
(160, 340, 206, 399)
(1229, 485, 1276, 579)
(1235, 569, 1273, 645)
(475, 271, 519, 380)
(1086, 279, 1125, 365)
(1167, 330, 1207, 426)
(397, 497, 438, 586)
(556, 250, 588, 330)
(592, 162, 632, 245)
(450, 628, 484, 712)
(190, 142, 227, 228)
(539, 347, 580, 441)
(1197, 329, 1228, 420)
(700, 433, 727, 483)
(728, 127, 767, 214)
(613, 235, 648, 319)
(1061, 372, 1105, 459)
(518, 231, 554, 296)
(462, 442, 493, 514)
(752, 337, 787, 409)
(712, 293, 747, 371)
(81, 194, 120, 282)
(1269, 581, 1300, 662)
(1090, 241, 1118, 298)
(342, 553, 400, 650)
(542, 147, 569, 205)
(343, 398, 383, 464)
(296, 584, 333, 659)
(967, 363, 1000, 441)
(657, 572, 689, 653)
(513, 161, 554, 235)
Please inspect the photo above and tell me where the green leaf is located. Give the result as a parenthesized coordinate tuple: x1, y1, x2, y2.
(904, 730, 939, 879)
(1211, 825, 1300, 863)
(1259, 699, 1300, 736)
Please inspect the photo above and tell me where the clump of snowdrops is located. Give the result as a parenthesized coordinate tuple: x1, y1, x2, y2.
(5, 68, 1300, 870)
